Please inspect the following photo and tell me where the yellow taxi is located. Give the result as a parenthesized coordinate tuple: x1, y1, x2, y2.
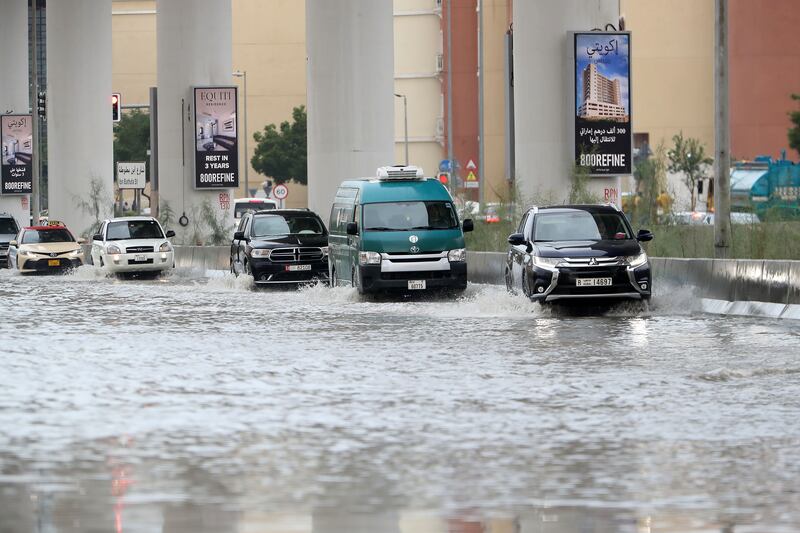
(8, 222, 86, 273)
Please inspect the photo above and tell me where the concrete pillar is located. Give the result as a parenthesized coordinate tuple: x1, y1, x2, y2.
(157, 0, 234, 245)
(47, 0, 113, 236)
(306, 0, 394, 218)
(0, 0, 31, 226)
(513, 0, 621, 205)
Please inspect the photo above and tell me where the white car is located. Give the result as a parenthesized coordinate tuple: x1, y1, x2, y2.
(91, 216, 175, 274)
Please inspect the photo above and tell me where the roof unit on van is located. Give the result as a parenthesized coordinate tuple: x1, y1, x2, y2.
(376, 165, 425, 180)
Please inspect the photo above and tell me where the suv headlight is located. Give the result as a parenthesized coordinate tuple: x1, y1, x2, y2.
(159, 241, 172, 252)
(321, 246, 329, 257)
(106, 244, 122, 254)
(625, 252, 648, 268)
(447, 248, 466, 262)
(359, 251, 381, 265)
(532, 255, 561, 269)
(251, 248, 272, 258)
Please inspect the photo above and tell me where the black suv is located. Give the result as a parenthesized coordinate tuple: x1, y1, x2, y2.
(0, 213, 20, 268)
(505, 205, 653, 302)
(231, 209, 329, 285)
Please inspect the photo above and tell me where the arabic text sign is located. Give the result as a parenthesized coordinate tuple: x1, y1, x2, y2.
(117, 162, 146, 189)
(193, 86, 239, 189)
(1, 114, 34, 195)
(573, 32, 632, 176)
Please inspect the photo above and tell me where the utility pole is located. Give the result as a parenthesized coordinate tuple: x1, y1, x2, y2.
(446, 0, 454, 184)
(30, 0, 40, 224)
(232, 70, 249, 196)
(477, 0, 485, 208)
(714, 0, 731, 258)
(149, 87, 159, 219)
(394, 93, 408, 166)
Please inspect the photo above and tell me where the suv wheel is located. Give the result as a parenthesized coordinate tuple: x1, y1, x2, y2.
(505, 268, 515, 294)
(330, 267, 338, 287)
(522, 271, 534, 299)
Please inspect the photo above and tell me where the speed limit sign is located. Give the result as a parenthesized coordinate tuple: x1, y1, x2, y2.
(273, 184, 289, 200)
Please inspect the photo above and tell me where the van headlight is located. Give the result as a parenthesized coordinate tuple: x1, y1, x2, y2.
(447, 248, 466, 262)
(106, 244, 122, 254)
(532, 255, 561, 269)
(359, 251, 381, 265)
(159, 241, 172, 252)
(251, 248, 272, 258)
(625, 252, 648, 268)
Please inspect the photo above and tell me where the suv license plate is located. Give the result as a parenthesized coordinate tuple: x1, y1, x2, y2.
(576, 277, 612, 287)
(286, 264, 311, 271)
(408, 280, 426, 290)
(135, 254, 147, 262)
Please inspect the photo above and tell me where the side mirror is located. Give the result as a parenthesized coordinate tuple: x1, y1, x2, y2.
(165, 230, 176, 238)
(76, 238, 86, 245)
(637, 229, 654, 242)
(507, 232, 526, 246)
(92, 234, 102, 241)
(346, 222, 359, 236)
(462, 219, 474, 233)
(9, 240, 17, 247)
(233, 231, 245, 241)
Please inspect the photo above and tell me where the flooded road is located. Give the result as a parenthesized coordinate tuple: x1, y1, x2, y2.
(1, 267, 799, 532)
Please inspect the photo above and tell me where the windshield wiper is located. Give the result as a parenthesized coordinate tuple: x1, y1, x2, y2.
(364, 227, 399, 231)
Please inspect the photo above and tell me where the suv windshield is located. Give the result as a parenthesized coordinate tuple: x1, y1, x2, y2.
(534, 211, 631, 241)
(0, 218, 18, 235)
(363, 201, 458, 231)
(22, 228, 74, 244)
(107, 220, 164, 240)
(252, 214, 324, 237)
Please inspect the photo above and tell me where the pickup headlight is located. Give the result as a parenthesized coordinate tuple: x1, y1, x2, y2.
(359, 251, 381, 265)
(159, 241, 172, 252)
(106, 244, 122, 254)
(532, 255, 561, 269)
(251, 248, 272, 258)
(625, 252, 648, 268)
(447, 248, 466, 262)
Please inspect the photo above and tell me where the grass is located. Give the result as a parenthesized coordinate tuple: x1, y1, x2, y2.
(466, 218, 800, 260)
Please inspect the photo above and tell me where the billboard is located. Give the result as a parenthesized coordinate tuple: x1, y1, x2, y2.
(573, 32, 632, 176)
(1, 114, 33, 195)
(193, 86, 239, 189)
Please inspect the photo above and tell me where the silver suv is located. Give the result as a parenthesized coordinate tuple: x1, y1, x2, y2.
(0, 213, 21, 268)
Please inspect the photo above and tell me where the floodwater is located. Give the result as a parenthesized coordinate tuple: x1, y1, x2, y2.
(0, 266, 799, 533)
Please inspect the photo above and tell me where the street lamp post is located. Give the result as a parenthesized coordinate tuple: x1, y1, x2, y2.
(232, 70, 249, 197)
(394, 93, 409, 166)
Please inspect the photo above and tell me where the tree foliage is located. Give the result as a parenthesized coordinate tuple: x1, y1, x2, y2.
(113, 109, 150, 170)
(789, 94, 800, 159)
(667, 131, 713, 211)
(251, 106, 307, 185)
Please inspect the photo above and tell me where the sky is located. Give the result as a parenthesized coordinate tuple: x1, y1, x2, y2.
(575, 33, 630, 114)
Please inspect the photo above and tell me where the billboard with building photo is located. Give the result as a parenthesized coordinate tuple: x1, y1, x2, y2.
(1, 115, 34, 195)
(194, 86, 239, 189)
(574, 32, 632, 175)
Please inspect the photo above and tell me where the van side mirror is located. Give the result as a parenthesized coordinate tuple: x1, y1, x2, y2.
(346, 222, 359, 236)
(92, 234, 102, 241)
(9, 240, 17, 247)
(636, 229, 654, 242)
(165, 230, 176, 238)
(233, 231, 245, 241)
(507, 233, 526, 246)
(462, 219, 474, 232)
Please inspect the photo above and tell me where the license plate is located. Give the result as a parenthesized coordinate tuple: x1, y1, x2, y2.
(408, 280, 426, 290)
(576, 277, 612, 287)
(48, 259, 60, 267)
(286, 264, 312, 271)
(135, 254, 146, 262)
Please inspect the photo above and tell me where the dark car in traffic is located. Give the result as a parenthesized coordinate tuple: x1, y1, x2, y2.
(505, 204, 653, 302)
(230, 209, 329, 285)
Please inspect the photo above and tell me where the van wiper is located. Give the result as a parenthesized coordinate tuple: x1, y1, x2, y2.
(364, 226, 398, 231)
(410, 225, 435, 230)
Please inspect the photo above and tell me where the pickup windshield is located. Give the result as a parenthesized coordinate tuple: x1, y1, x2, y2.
(534, 211, 631, 241)
(363, 201, 458, 231)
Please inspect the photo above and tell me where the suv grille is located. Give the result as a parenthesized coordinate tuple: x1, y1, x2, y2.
(269, 247, 324, 262)
(126, 246, 154, 253)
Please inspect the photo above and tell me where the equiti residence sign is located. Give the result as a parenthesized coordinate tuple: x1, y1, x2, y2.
(193, 87, 239, 189)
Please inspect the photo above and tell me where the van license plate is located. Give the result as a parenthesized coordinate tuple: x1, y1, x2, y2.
(286, 264, 311, 271)
(576, 277, 612, 287)
(408, 280, 426, 290)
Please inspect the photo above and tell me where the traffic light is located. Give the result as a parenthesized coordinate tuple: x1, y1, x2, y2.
(437, 172, 449, 185)
(36, 91, 46, 119)
(111, 93, 121, 122)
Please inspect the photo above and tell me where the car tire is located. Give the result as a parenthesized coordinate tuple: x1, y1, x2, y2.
(505, 268, 515, 294)
(331, 267, 338, 287)
(522, 270, 534, 299)
(244, 260, 251, 276)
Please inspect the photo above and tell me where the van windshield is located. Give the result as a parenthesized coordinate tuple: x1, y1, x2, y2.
(363, 201, 458, 231)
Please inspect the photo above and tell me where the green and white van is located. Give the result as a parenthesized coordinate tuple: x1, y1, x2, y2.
(328, 165, 474, 294)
